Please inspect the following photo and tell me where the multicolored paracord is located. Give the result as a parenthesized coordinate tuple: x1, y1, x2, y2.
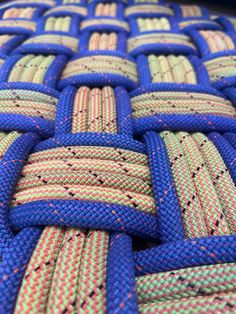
(0, 0, 236, 313)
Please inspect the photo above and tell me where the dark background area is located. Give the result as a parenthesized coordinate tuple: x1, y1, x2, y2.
(169, 0, 236, 16)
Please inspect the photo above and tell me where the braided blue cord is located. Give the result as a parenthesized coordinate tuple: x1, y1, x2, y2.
(143, 131, 185, 242)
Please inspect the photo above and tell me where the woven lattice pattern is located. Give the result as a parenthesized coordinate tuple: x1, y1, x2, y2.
(0, 0, 235, 313)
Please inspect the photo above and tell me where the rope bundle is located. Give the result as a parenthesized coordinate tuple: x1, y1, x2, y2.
(0, 0, 235, 313)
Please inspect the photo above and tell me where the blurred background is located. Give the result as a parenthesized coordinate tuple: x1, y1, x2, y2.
(169, 0, 236, 16)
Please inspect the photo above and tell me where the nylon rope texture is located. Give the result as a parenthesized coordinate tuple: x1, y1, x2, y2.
(0, 0, 235, 313)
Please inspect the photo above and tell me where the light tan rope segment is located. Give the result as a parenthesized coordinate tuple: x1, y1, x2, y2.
(199, 31, 235, 53)
(204, 55, 236, 82)
(72, 86, 117, 133)
(0, 34, 14, 46)
(0, 0, 55, 9)
(131, 91, 236, 119)
(95, 3, 117, 17)
(12, 145, 155, 213)
(44, 16, 72, 32)
(89, 32, 118, 51)
(125, 5, 173, 17)
(137, 263, 236, 304)
(128, 33, 195, 53)
(137, 18, 171, 32)
(15, 227, 109, 313)
(81, 19, 129, 32)
(0, 131, 21, 158)
(139, 292, 236, 313)
(0, 20, 36, 32)
(137, 263, 236, 313)
(161, 131, 236, 237)
(63, 0, 81, 3)
(179, 19, 219, 30)
(24, 35, 79, 53)
(44, 5, 87, 17)
(148, 55, 197, 84)
(8, 55, 55, 84)
(180, 5, 202, 18)
(192, 133, 236, 233)
(15, 227, 109, 314)
(0, 89, 57, 120)
(60, 55, 138, 83)
(2, 7, 37, 19)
